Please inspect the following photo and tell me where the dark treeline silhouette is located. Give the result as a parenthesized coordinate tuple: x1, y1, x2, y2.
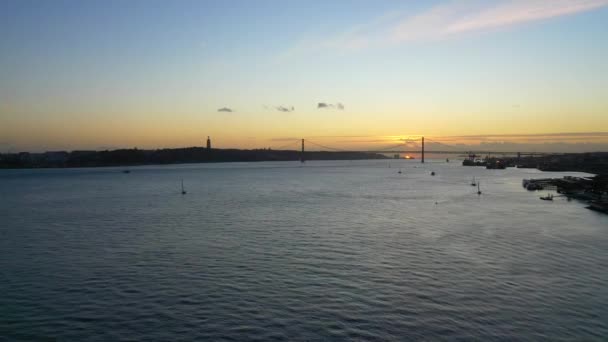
(0, 147, 387, 169)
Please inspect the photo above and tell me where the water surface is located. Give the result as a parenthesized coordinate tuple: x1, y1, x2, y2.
(1, 160, 607, 340)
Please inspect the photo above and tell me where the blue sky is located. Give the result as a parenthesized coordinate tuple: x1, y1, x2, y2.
(1, 0, 607, 151)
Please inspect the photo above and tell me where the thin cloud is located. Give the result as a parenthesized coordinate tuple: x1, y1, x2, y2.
(276, 106, 295, 112)
(217, 107, 233, 112)
(439, 132, 608, 140)
(447, 0, 608, 34)
(273, 135, 378, 141)
(395, 0, 608, 43)
(286, 0, 608, 54)
(317, 102, 345, 110)
(270, 137, 300, 142)
(263, 105, 295, 112)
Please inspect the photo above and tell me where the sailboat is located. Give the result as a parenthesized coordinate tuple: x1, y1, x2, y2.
(471, 177, 476, 186)
(181, 179, 187, 195)
(398, 168, 402, 174)
(477, 181, 482, 195)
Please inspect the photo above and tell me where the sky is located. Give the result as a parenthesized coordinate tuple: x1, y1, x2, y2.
(1, 0, 608, 152)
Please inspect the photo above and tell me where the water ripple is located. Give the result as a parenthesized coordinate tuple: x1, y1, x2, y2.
(1, 161, 607, 340)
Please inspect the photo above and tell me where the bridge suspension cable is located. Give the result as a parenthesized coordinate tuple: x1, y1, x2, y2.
(271, 139, 302, 150)
(370, 142, 409, 151)
(364, 137, 421, 152)
(423, 138, 460, 150)
(266, 136, 550, 159)
(305, 139, 346, 152)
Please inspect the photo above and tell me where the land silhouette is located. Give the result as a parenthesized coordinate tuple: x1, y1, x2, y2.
(0, 147, 386, 169)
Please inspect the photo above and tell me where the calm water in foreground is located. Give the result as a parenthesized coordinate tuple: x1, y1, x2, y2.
(1, 160, 607, 341)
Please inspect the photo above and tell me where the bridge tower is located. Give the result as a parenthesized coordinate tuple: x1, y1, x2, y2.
(301, 139, 305, 163)
(517, 152, 521, 165)
(421, 136, 425, 164)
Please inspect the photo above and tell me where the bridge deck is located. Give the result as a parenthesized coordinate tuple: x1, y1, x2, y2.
(305, 150, 553, 155)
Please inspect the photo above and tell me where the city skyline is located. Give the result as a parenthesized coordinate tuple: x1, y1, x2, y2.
(1, 0, 608, 152)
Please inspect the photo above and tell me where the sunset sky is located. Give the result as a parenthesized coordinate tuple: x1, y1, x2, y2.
(1, 0, 608, 152)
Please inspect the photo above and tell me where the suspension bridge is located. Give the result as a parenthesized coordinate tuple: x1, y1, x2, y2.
(270, 137, 552, 163)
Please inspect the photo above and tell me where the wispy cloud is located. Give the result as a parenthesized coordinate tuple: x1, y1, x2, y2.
(263, 105, 295, 112)
(437, 132, 608, 141)
(275, 105, 295, 112)
(271, 135, 380, 141)
(317, 102, 345, 110)
(217, 107, 234, 112)
(446, 0, 608, 34)
(286, 0, 608, 54)
(276, 106, 295, 112)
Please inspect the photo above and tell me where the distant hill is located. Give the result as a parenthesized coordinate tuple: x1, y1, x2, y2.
(0, 147, 387, 169)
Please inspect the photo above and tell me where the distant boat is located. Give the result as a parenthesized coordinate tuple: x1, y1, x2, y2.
(540, 193, 553, 201)
(122, 170, 130, 174)
(446, 158, 450, 163)
(431, 171, 436, 176)
(477, 181, 482, 195)
(398, 168, 402, 174)
(471, 177, 476, 186)
(181, 179, 187, 195)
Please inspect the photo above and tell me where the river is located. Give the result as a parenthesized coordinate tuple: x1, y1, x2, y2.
(1, 160, 607, 340)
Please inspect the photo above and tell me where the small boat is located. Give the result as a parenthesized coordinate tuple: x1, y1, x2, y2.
(181, 179, 187, 195)
(431, 171, 436, 176)
(526, 183, 543, 191)
(477, 181, 482, 195)
(446, 158, 450, 163)
(470, 177, 476, 186)
(122, 170, 131, 174)
(398, 168, 402, 174)
(540, 194, 553, 201)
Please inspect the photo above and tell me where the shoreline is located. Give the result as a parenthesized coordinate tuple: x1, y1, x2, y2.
(0, 147, 387, 169)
